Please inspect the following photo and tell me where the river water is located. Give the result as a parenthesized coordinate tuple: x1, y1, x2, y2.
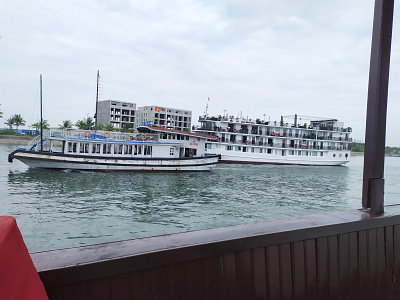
(2, 144, 400, 252)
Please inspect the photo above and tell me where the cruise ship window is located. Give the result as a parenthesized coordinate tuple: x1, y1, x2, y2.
(170, 148, 175, 155)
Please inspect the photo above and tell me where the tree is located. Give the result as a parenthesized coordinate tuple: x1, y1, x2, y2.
(59, 120, 73, 129)
(12, 114, 26, 130)
(75, 117, 95, 130)
(104, 123, 114, 131)
(120, 123, 132, 133)
(5, 116, 15, 129)
(32, 120, 50, 133)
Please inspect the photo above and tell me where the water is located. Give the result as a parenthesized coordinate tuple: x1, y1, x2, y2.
(2, 144, 400, 252)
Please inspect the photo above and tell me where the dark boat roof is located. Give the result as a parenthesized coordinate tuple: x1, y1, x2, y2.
(138, 126, 217, 140)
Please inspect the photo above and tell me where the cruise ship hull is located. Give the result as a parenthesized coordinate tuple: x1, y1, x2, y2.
(206, 147, 350, 166)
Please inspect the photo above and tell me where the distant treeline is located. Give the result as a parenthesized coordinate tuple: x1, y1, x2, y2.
(349, 142, 400, 154)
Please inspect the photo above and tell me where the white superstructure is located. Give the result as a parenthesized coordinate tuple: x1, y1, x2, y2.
(193, 114, 352, 166)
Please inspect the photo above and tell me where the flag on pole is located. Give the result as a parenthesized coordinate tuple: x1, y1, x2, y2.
(156, 106, 161, 112)
(208, 97, 210, 101)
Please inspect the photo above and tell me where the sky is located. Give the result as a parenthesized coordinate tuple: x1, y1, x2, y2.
(1, 0, 400, 145)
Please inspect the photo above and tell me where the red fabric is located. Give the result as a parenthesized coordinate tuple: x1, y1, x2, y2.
(0, 216, 48, 300)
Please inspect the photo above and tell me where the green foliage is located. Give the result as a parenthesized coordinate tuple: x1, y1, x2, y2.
(386, 146, 400, 154)
(59, 120, 73, 129)
(349, 142, 364, 152)
(13, 114, 25, 129)
(104, 123, 114, 131)
(5, 117, 14, 129)
(75, 117, 95, 130)
(0, 128, 16, 135)
(120, 123, 133, 133)
(32, 120, 50, 131)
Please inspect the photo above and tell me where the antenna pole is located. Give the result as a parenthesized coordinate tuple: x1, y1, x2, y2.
(40, 74, 43, 152)
(95, 70, 99, 131)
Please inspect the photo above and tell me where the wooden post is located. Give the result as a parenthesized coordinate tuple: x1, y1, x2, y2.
(362, 0, 394, 214)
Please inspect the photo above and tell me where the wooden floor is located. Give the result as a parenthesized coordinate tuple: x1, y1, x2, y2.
(32, 204, 400, 299)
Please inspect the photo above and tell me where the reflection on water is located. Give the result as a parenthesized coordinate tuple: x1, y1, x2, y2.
(6, 144, 400, 252)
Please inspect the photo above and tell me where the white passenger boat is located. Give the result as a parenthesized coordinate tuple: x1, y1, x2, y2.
(193, 114, 351, 166)
(8, 127, 220, 172)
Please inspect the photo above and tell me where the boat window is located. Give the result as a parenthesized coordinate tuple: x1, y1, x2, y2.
(144, 145, 152, 156)
(124, 145, 133, 155)
(170, 147, 175, 155)
(68, 142, 78, 153)
(267, 149, 272, 154)
(259, 148, 263, 153)
(92, 144, 101, 154)
(79, 143, 84, 153)
(236, 146, 241, 151)
(298, 151, 301, 156)
(251, 148, 255, 153)
(333, 154, 336, 157)
(114, 144, 123, 155)
(84, 143, 90, 153)
(320, 152, 324, 156)
(103, 144, 111, 155)
(137, 145, 142, 155)
(226, 145, 233, 151)
(242, 147, 247, 152)
(186, 136, 189, 140)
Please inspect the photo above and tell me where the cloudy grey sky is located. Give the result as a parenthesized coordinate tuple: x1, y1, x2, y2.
(1, 1, 399, 145)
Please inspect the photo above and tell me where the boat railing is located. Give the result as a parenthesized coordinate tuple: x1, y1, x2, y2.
(27, 130, 51, 151)
(48, 129, 159, 142)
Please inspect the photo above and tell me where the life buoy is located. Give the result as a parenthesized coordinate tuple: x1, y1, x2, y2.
(104, 132, 110, 138)
(340, 146, 343, 150)
(306, 145, 309, 149)
(272, 131, 275, 136)
(246, 140, 249, 145)
(85, 131, 91, 138)
(233, 128, 237, 133)
(140, 134, 146, 140)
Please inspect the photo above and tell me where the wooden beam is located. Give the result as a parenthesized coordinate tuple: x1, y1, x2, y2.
(362, 0, 394, 213)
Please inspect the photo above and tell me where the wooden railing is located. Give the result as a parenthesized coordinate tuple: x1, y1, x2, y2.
(32, 204, 400, 299)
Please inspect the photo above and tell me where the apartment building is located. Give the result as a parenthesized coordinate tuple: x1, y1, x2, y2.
(97, 100, 136, 129)
(136, 105, 192, 131)
(97, 100, 192, 132)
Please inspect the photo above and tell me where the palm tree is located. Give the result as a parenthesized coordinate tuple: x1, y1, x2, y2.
(32, 120, 50, 134)
(5, 116, 15, 129)
(120, 123, 132, 132)
(59, 120, 73, 129)
(12, 114, 26, 131)
(104, 123, 114, 131)
(75, 117, 95, 130)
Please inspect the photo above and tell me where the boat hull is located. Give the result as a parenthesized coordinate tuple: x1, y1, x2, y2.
(212, 150, 350, 166)
(9, 150, 220, 172)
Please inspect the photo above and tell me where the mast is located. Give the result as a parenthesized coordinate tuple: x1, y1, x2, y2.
(40, 74, 43, 152)
(95, 70, 99, 131)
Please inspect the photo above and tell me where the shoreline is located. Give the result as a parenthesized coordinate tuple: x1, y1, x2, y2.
(0, 135, 33, 145)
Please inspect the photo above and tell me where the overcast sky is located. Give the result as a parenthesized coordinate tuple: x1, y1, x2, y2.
(1, 1, 400, 145)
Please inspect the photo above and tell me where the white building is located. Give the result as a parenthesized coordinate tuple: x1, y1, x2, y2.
(135, 105, 192, 131)
(97, 100, 136, 129)
(97, 100, 192, 132)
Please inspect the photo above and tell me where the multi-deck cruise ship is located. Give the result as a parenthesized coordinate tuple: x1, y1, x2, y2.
(193, 114, 352, 166)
